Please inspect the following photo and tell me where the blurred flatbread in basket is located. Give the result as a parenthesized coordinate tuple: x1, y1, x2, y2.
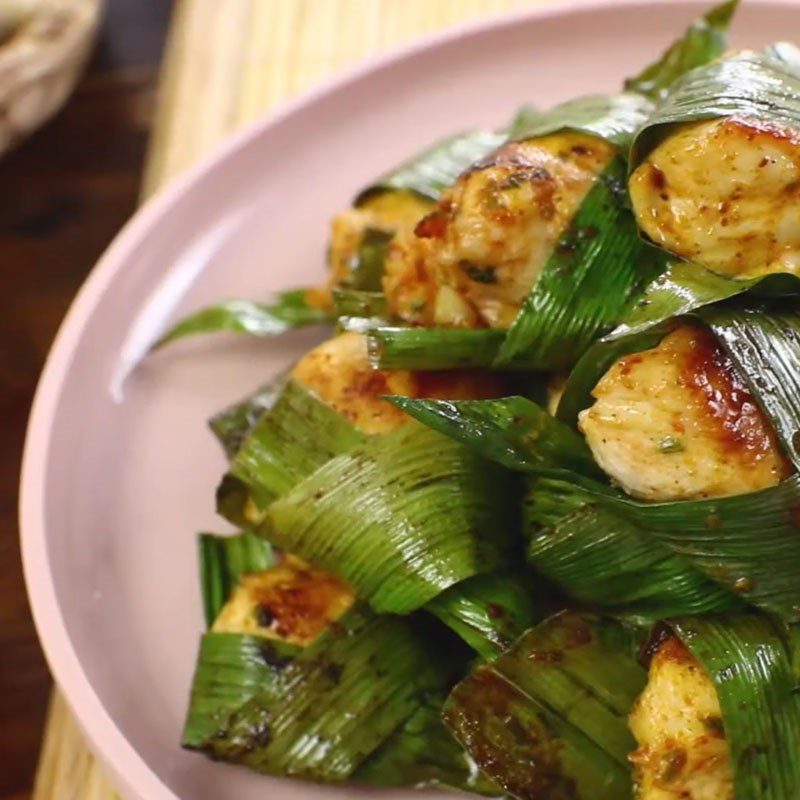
(0, 0, 102, 153)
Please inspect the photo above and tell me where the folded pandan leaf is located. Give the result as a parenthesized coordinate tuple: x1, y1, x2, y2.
(521, 472, 592, 526)
(387, 394, 601, 477)
(356, 699, 502, 795)
(195, 613, 452, 782)
(366, 326, 507, 370)
(266, 423, 517, 614)
(602, 477, 800, 622)
(602, 261, 800, 351)
(153, 291, 333, 348)
(331, 288, 387, 320)
(663, 614, 800, 800)
(625, 0, 739, 100)
(198, 532, 274, 628)
(209, 373, 288, 459)
(507, 93, 653, 150)
(444, 612, 645, 799)
(631, 44, 800, 169)
(524, 478, 742, 624)
(426, 571, 541, 660)
(185, 608, 456, 782)
(182, 632, 299, 749)
(355, 130, 506, 205)
(701, 305, 800, 462)
(222, 380, 365, 518)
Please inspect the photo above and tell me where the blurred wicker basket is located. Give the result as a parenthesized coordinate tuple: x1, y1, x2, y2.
(0, 0, 102, 154)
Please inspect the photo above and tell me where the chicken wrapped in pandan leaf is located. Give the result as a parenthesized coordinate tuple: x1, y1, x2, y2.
(630, 615, 800, 800)
(185, 532, 501, 793)
(390, 304, 800, 621)
(578, 322, 791, 502)
(335, 119, 630, 335)
(328, 131, 504, 297)
(444, 612, 646, 800)
(212, 555, 355, 645)
(214, 331, 537, 647)
(217, 330, 506, 524)
(630, 44, 800, 281)
(383, 129, 618, 329)
(196, 532, 355, 645)
(368, 98, 662, 371)
(558, 305, 800, 620)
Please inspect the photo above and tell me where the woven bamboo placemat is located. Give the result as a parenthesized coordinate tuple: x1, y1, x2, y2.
(32, 0, 554, 796)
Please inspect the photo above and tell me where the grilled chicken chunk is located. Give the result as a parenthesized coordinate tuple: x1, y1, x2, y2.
(291, 331, 505, 435)
(629, 635, 733, 800)
(630, 117, 800, 277)
(212, 556, 355, 646)
(328, 190, 433, 288)
(578, 323, 790, 501)
(383, 132, 615, 328)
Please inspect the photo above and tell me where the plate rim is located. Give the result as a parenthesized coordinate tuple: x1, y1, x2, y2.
(18, 0, 794, 797)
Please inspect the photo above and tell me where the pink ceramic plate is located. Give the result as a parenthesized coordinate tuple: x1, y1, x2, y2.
(19, 1, 800, 798)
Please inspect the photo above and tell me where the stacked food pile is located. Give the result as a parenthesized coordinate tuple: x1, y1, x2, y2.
(159, 3, 800, 797)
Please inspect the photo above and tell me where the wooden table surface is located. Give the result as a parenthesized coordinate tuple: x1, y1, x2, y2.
(0, 2, 171, 797)
(2, 1, 549, 798)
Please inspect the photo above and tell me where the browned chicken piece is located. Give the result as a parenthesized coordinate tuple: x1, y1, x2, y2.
(328, 191, 434, 287)
(303, 191, 433, 312)
(212, 556, 355, 646)
(630, 117, 800, 277)
(383, 132, 615, 328)
(291, 331, 506, 435)
(579, 322, 790, 501)
(629, 635, 733, 800)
